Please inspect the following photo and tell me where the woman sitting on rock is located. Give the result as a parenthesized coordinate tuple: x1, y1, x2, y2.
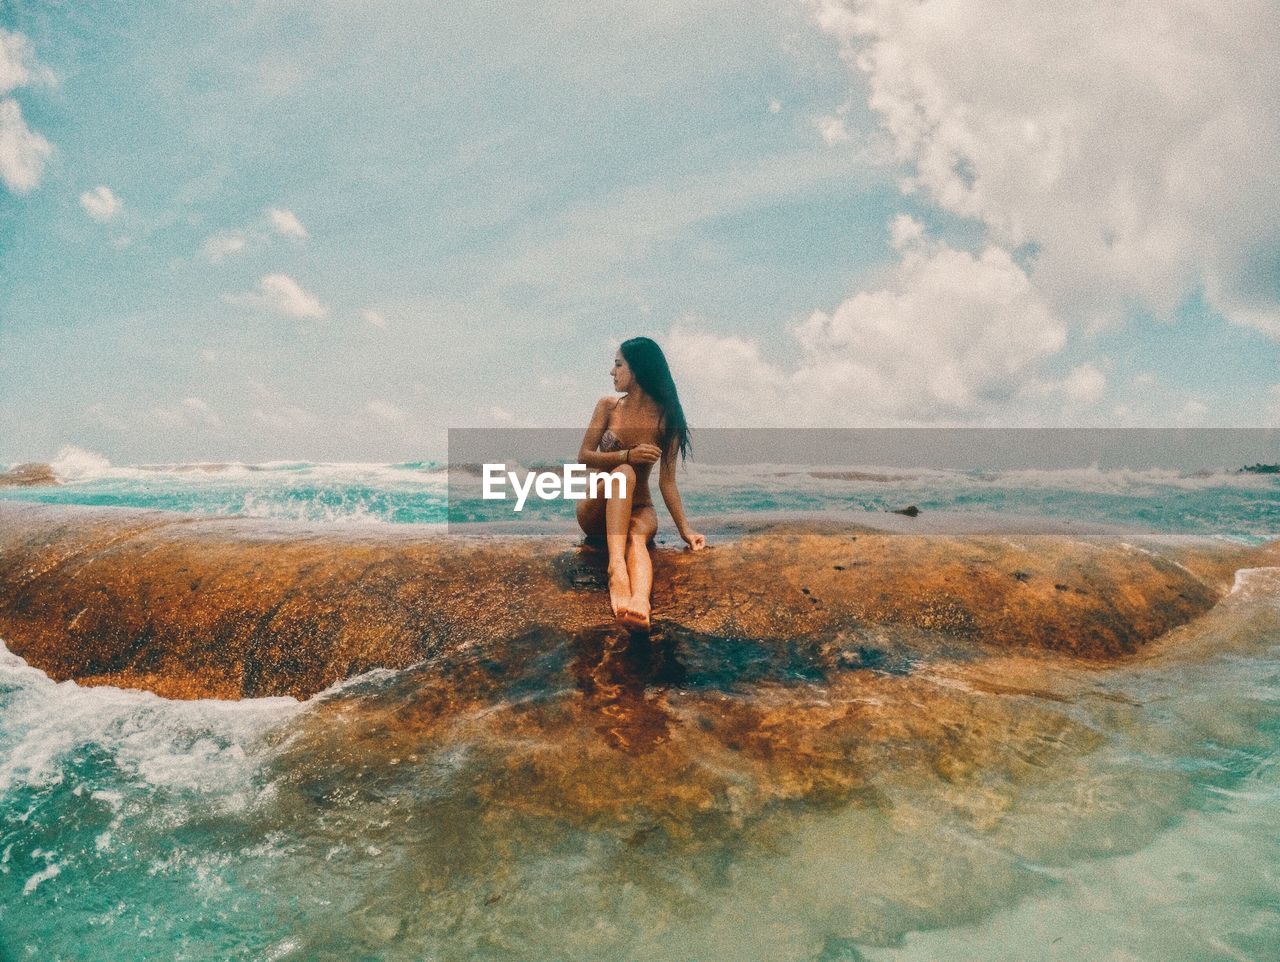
(576, 336, 706, 630)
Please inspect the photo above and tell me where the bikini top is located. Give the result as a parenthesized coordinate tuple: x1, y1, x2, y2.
(599, 399, 660, 453)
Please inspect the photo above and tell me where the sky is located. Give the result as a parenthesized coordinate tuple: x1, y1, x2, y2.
(1, 0, 1279, 464)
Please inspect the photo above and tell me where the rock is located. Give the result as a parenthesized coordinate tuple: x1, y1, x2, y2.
(0, 502, 1275, 700)
(357, 914, 402, 945)
(891, 505, 920, 517)
(5, 502, 1280, 847)
(809, 470, 913, 483)
(0, 462, 58, 487)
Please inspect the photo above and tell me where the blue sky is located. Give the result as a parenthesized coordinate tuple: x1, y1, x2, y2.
(2, 0, 1278, 463)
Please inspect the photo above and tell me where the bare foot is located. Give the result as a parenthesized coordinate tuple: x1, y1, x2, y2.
(618, 597, 650, 632)
(632, 594, 651, 625)
(607, 563, 631, 617)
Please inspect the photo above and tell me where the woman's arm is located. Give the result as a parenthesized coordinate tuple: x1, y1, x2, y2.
(658, 439, 706, 550)
(577, 397, 632, 471)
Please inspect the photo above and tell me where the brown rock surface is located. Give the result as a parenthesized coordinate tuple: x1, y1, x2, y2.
(0, 502, 1276, 701)
(0, 462, 58, 487)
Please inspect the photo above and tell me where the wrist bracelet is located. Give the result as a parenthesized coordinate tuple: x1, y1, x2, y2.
(623, 448, 631, 463)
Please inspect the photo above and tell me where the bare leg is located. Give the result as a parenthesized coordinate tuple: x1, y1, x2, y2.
(576, 473, 631, 616)
(602, 466, 637, 620)
(622, 506, 658, 629)
(576, 495, 616, 610)
(607, 563, 630, 617)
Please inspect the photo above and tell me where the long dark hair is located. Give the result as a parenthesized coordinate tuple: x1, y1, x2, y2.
(620, 336, 691, 462)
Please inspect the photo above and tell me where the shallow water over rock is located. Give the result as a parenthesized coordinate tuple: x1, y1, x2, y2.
(2, 504, 1280, 958)
(6, 571, 1279, 958)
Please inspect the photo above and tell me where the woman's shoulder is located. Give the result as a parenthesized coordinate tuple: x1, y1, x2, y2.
(589, 395, 621, 426)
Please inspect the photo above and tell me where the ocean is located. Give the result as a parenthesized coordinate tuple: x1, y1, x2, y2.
(1, 446, 1278, 960)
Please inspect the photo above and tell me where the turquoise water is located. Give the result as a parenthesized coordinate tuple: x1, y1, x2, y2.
(3, 449, 1279, 542)
(0, 457, 450, 526)
(2, 451, 1279, 959)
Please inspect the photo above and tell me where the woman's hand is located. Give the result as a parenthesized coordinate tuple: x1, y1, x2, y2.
(628, 443, 662, 464)
(681, 529, 707, 551)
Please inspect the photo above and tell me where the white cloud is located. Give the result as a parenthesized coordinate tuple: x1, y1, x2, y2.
(80, 185, 122, 222)
(768, 98, 782, 114)
(814, 113, 851, 145)
(88, 399, 221, 432)
(492, 146, 873, 292)
(256, 58, 305, 99)
(815, 0, 1280, 336)
(0, 97, 51, 194)
(252, 404, 313, 432)
(225, 273, 328, 319)
(267, 206, 308, 239)
(1267, 385, 1280, 427)
(0, 30, 53, 194)
(0, 29, 54, 95)
(537, 373, 576, 391)
(366, 399, 405, 421)
(133, 396, 221, 429)
(181, 397, 222, 428)
(667, 216, 1067, 424)
(202, 208, 305, 263)
(361, 308, 388, 328)
(486, 405, 539, 428)
(664, 327, 791, 426)
(202, 232, 246, 263)
(86, 403, 130, 433)
(147, 397, 222, 430)
(1061, 363, 1107, 406)
(1227, 303, 1280, 340)
(1178, 399, 1210, 425)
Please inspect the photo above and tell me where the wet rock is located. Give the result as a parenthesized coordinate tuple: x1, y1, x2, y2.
(0, 502, 1275, 700)
(272, 624, 1111, 840)
(0, 462, 57, 487)
(891, 505, 920, 517)
(554, 551, 608, 590)
(817, 935, 870, 961)
(809, 470, 913, 483)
